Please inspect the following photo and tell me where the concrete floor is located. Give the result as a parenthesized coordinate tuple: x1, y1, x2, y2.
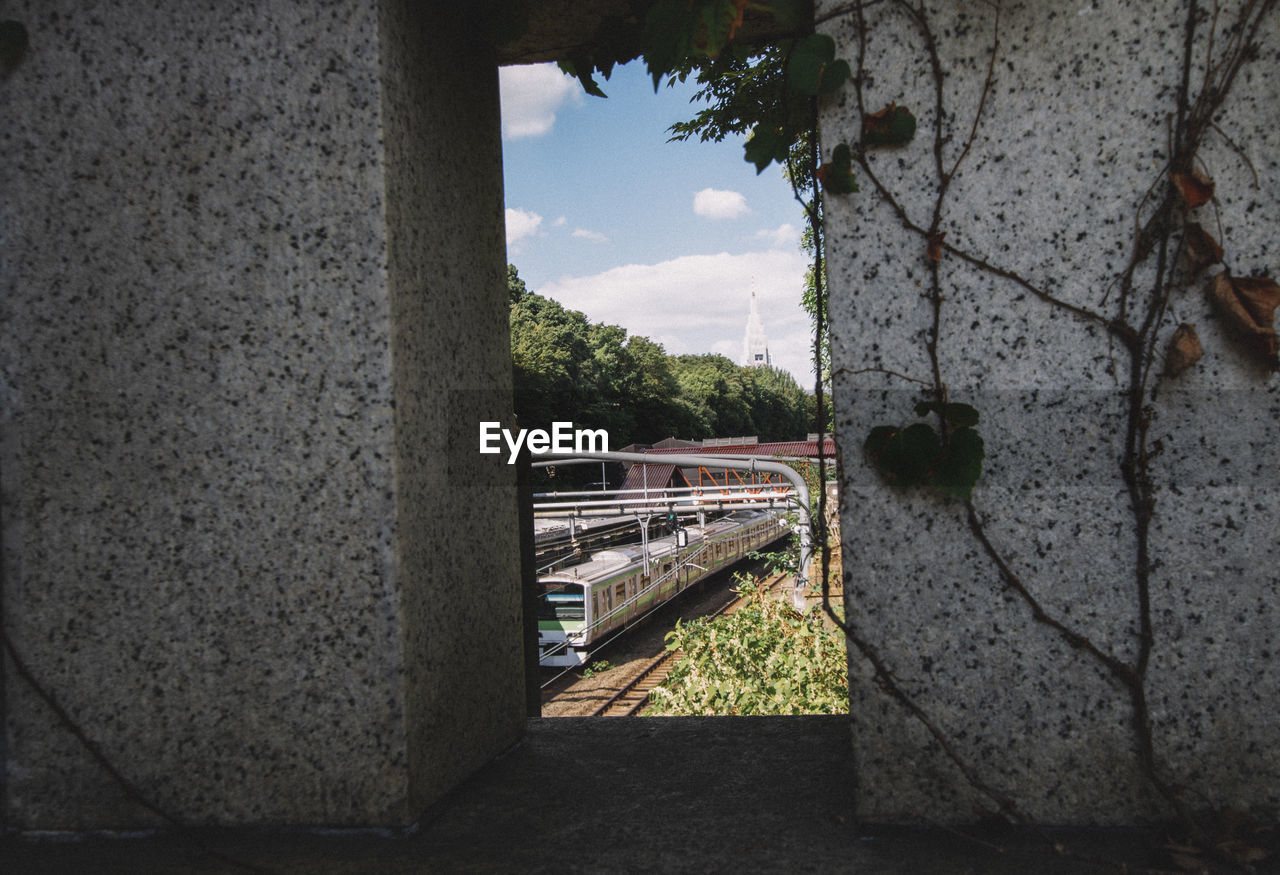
(0, 716, 1257, 873)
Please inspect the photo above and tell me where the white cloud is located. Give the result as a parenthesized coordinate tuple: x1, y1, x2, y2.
(693, 188, 751, 220)
(552, 216, 568, 227)
(499, 64, 582, 139)
(505, 208, 543, 248)
(754, 223, 802, 251)
(571, 228, 608, 243)
(535, 249, 815, 384)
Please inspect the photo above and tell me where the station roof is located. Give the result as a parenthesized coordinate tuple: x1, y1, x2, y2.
(618, 462, 677, 493)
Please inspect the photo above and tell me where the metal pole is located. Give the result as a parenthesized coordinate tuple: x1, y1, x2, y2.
(516, 441, 541, 717)
(638, 513, 652, 576)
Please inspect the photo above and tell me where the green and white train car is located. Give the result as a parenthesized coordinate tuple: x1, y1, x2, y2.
(536, 509, 789, 667)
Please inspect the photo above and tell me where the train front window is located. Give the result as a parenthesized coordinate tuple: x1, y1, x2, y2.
(538, 582, 585, 621)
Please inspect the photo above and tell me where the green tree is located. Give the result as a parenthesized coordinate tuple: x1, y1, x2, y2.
(623, 335, 685, 442)
(581, 322, 635, 438)
(508, 287, 591, 430)
(669, 354, 751, 437)
(507, 263, 528, 305)
(742, 364, 809, 440)
(507, 266, 812, 449)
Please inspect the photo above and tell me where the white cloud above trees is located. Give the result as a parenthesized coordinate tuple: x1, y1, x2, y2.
(754, 223, 802, 251)
(505, 208, 543, 251)
(536, 248, 813, 382)
(693, 188, 751, 220)
(498, 64, 582, 138)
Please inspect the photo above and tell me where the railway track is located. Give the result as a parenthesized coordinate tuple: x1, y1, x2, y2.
(587, 644, 682, 717)
(587, 571, 788, 717)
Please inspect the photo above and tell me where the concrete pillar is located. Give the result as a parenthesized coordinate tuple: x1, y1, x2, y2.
(821, 0, 1279, 821)
(2, 0, 523, 829)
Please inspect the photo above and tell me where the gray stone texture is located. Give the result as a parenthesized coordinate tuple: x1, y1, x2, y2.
(0, 717, 1171, 874)
(1, 0, 523, 828)
(821, 0, 1279, 822)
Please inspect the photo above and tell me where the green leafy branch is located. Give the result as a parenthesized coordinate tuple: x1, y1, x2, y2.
(648, 578, 849, 716)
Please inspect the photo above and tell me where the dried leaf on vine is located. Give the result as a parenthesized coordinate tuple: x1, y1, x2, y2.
(863, 103, 917, 147)
(1172, 167, 1214, 208)
(1183, 222, 1223, 273)
(926, 232, 946, 262)
(1164, 323, 1203, 377)
(1208, 273, 1280, 370)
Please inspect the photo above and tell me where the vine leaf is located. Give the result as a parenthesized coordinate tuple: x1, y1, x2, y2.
(559, 58, 612, 98)
(1164, 323, 1203, 378)
(642, 0, 755, 88)
(1172, 167, 1215, 208)
(816, 143, 858, 194)
(1183, 222, 1223, 273)
(745, 127, 791, 174)
(865, 406, 985, 499)
(0, 20, 27, 76)
(787, 34, 851, 97)
(863, 103, 917, 147)
(865, 423, 939, 488)
(1208, 273, 1280, 370)
(914, 400, 979, 428)
(932, 427, 985, 499)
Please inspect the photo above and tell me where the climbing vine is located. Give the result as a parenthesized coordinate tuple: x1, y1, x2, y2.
(829, 0, 1278, 864)
(561, 0, 1279, 864)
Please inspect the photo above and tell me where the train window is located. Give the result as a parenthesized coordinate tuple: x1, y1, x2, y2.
(537, 581, 585, 621)
(615, 582, 626, 602)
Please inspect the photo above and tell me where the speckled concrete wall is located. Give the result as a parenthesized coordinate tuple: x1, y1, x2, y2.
(1, 0, 523, 828)
(820, 0, 1279, 822)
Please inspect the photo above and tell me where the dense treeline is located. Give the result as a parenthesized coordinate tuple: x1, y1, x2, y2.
(508, 265, 811, 450)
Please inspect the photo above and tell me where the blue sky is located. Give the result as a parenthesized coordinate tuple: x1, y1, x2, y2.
(499, 61, 815, 387)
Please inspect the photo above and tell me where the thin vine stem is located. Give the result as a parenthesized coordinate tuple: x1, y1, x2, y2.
(834, 0, 1275, 847)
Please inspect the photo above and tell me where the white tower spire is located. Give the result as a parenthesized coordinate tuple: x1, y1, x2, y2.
(742, 289, 771, 367)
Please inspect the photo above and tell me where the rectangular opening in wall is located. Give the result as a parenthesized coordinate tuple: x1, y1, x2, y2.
(499, 58, 846, 719)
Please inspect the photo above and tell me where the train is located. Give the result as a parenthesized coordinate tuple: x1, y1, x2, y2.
(536, 509, 790, 667)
